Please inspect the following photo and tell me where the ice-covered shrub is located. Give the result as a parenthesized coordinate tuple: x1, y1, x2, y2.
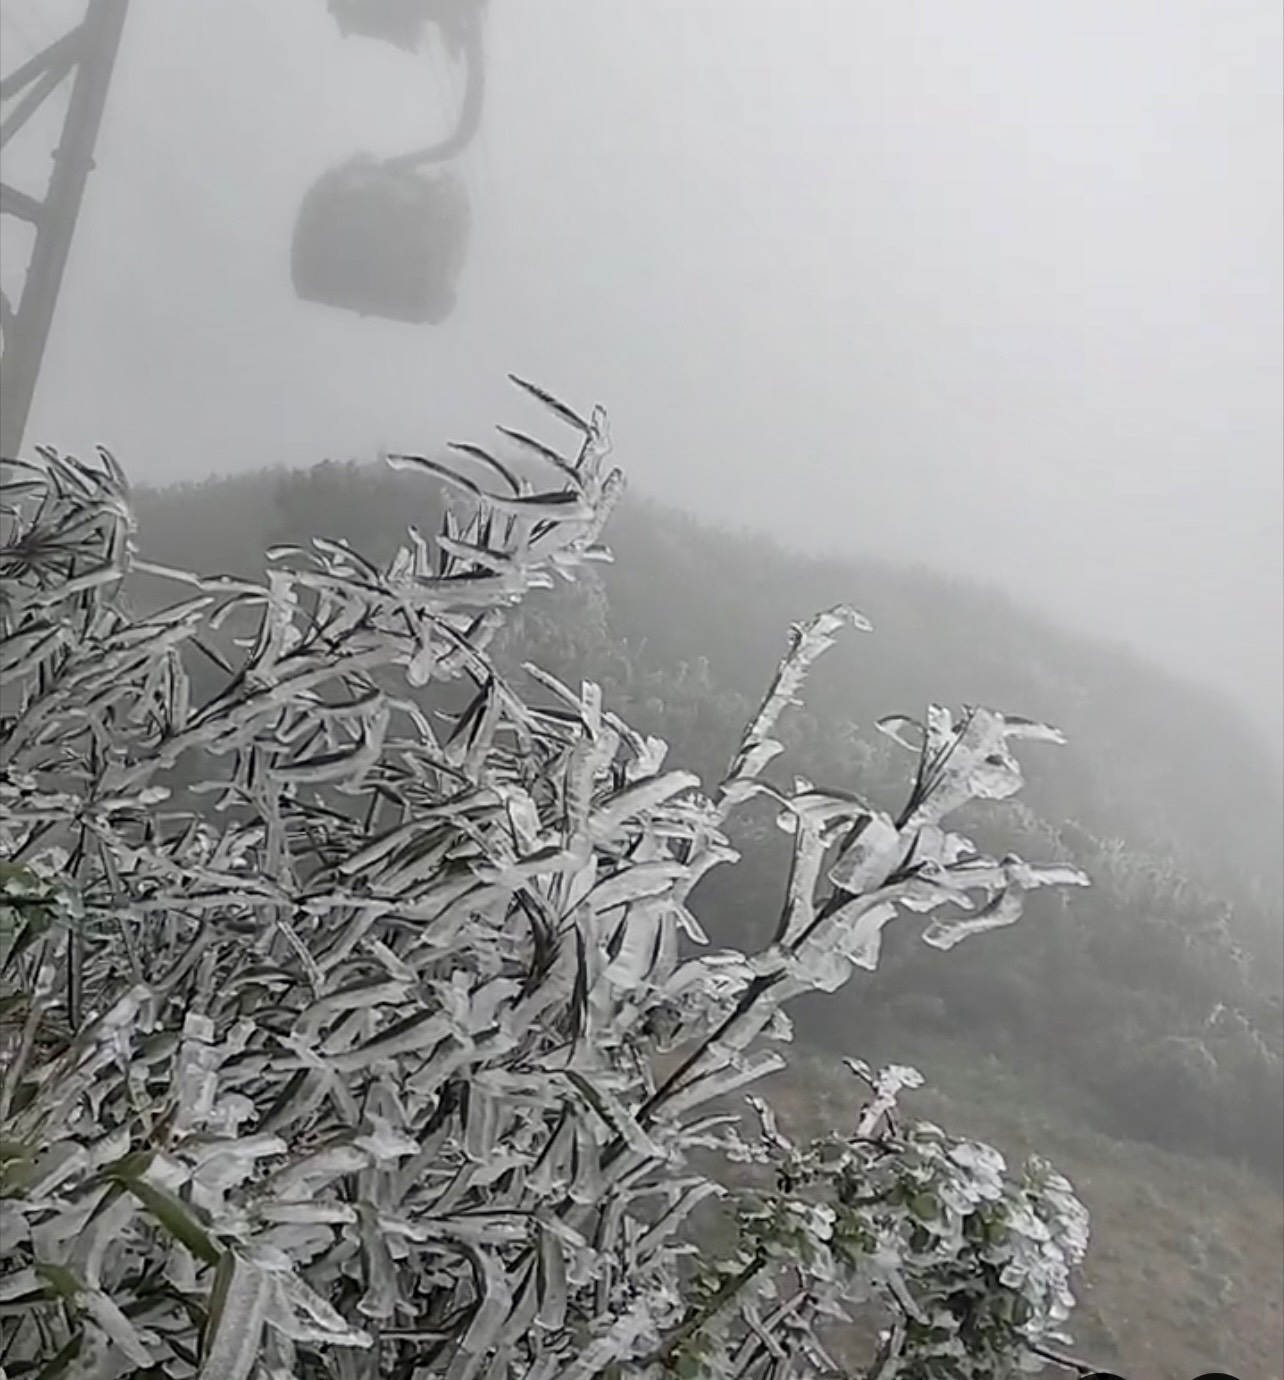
(0, 380, 1091, 1378)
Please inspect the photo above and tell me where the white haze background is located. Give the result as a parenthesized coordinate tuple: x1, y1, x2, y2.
(3, 0, 1281, 756)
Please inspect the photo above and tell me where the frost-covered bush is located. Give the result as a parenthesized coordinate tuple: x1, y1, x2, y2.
(1, 381, 1092, 1378)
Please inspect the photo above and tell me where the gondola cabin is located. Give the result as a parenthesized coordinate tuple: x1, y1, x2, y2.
(290, 156, 471, 325)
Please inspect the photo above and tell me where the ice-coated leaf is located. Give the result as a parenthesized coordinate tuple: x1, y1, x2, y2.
(876, 714, 924, 752)
(263, 1269, 373, 1349)
(120, 1172, 221, 1266)
(330, 1009, 451, 1071)
(295, 977, 415, 1034)
(463, 1086, 500, 1162)
(0, 1268, 40, 1302)
(834, 899, 899, 972)
(261, 1142, 373, 1198)
(587, 771, 701, 842)
(587, 861, 687, 914)
(726, 606, 869, 792)
(744, 1094, 793, 1154)
(536, 1221, 569, 1331)
(922, 885, 1025, 950)
(447, 440, 524, 496)
(81, 1185, 137, 1289)
(200, 1253, 270, 1380)
(494, 424, 581, 482)
(827, 811, 902, 895)
(565, 1069, 661, 1158)
(80, 1288, 154, 1366)
(1001, 713, 1068, 745)
(662, 1048, 787, 1118)
(601, 908, 665, 990)
(1003, 856, 1091, 891)
(257, 1202, 357, 1227)
(353, 1115, 419, 1162)
(507, 373, 592, 434)
(454, 1242, 514, 1361)
(634, 1179, 724, 1261)
(776, 807, 840, 947)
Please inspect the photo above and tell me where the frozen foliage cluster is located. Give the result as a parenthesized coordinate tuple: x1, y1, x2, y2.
(0, 381, 1092, 1378)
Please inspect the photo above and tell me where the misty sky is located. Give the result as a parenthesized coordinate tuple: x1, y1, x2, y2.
(4, 0, 1282, 755)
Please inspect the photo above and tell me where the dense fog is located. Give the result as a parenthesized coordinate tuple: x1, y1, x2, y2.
(3, 0, 1281, 757)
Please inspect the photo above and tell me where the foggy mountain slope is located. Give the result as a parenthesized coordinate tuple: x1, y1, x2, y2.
(8, 0, 1278, 760)
(604, 491, 1284, 908)
(131, 461, 1283, 923)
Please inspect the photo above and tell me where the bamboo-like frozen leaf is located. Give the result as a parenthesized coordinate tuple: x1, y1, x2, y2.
(485, 489, 595, 524)
(637, 1179, 726, 1262)
(494, 425, 582, 484)
(119, 1172, 221, 1266)
(827, 812, 901, 895)
(295, 978, 415, 1038)
(436, 534, 524, 578)
(463, 1086, 500, 1162)
(507, 375, 592, 434)
(601, 907, 665, 989)
(263, 1270, 373, 1348)
(568, 1113, 605, 1204)
(81, 1183, 137, 1288)
(876, 715, 924, 752)
(0, 1268, 39, 1302)
(257, 1202, 357, 1227)
(0, 620, 71, 678)
(1001, 713, 1068, 744)
(200, 1252, 270, 1380)
(462, 681, 504, 780)
(773, 815, 827, 947)
(356, 1203, 400, 1322)
(565, 1069, 660, 1158)
(24, 561, 123, 606)
(80, 1288, 154, 1367)
(328, 1006, 452, 1071)
(1003, 856, 1090, 891)
(453, 1242, 514, 1361)
(729, 606, 870, 784)
(520, 660, 582, 711)
(661, 1049, 787, 1119)
(189, 1135, 290, 1194)
(588, 771, 700, 843)
(835, 900, 899, 972)
(386, 450, 489, 506)
(261, 1142, 373, 1198)
(536, 1221, 569, 1331)
(922, 885, 1025, 949)
(448, 440, 524, 496)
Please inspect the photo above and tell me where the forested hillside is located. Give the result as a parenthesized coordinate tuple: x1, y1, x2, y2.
(131, 456, 1284, 1180)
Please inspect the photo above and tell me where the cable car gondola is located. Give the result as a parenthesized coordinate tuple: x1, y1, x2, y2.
(291, 0, 485, 325)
